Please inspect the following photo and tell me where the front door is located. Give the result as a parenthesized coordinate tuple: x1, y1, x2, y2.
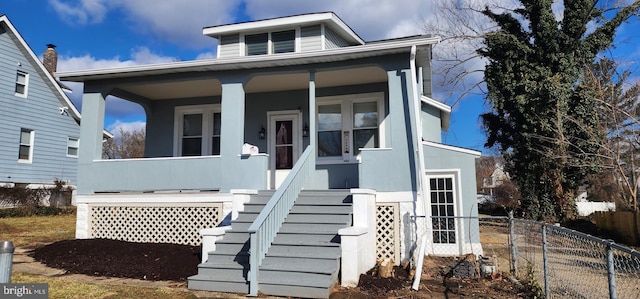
(268, 111, 302, 189)
(426, 174, 462, 255)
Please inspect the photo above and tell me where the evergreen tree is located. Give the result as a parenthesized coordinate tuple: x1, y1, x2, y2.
(478, 0, 640, 221)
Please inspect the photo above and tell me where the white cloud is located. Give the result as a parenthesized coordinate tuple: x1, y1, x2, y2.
(49, 0, 108, 24)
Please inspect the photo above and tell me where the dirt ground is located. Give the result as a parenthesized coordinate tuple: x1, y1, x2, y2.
(31, 238, 533, 298)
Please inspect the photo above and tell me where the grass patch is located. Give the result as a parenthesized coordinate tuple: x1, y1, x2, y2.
(12, 273, 198, 299)
(0, 213, 76, 247)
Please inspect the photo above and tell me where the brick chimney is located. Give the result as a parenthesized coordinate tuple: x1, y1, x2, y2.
(43, 44, 58, 76)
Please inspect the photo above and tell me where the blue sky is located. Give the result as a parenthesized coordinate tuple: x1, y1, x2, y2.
(3, 0, 639, 153)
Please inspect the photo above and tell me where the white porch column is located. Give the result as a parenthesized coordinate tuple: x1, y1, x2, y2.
(309, 71, 316, 149)
(77, 91, 106, 195)
(219, 80, 246, 192)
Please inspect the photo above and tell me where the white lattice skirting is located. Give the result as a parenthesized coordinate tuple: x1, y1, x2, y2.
(376, 203, 400, 263)
(89, 203, 223, 246)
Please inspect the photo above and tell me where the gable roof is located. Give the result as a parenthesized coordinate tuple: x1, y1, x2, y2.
(203, 12, 364, 45)
(0, 14, 81, 121)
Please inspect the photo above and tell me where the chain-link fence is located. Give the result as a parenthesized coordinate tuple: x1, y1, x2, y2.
(422, 216, 640, 298)
(510, 218, 640, 298)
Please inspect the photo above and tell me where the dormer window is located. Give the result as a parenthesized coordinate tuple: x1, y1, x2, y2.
(244, 30, 296, 56)
(245, 33, 268, 56)
(272, 30, 295, 53)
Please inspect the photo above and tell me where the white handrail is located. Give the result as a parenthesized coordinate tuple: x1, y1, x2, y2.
(247, 145, 315, 296)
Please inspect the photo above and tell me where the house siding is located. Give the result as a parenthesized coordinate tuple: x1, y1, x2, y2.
(300, 25, 322, 52)
(0, 23, 80, 185)
(218, 34, 240, 58)
(421, 104, 442, 143)
(324, 26, 350, 49)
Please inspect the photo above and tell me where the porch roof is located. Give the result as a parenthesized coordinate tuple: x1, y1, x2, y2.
(57, 35, 440, 83)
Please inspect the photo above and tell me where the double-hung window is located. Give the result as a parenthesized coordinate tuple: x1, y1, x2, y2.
(245, 30, 296, 56)
(174, 105, 221, 156)
(67, 137, 79, 157)
(15, 70, 28, 97)
(18, 128, 34, 163)
(317, 92, 384, 162)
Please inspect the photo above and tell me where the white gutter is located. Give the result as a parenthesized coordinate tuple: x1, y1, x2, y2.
(409, 45, 429, 219)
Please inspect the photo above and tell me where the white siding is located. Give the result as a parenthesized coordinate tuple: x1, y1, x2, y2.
(0, 22, 80, 185)
(324, 26, 350, 49)
(300, 25, 322, 52)
(218, 34, 240, 58)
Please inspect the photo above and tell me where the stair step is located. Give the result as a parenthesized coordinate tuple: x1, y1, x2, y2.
(267, 245, 341, 259)
(259, 271, 335, 288)
(272, 233, 340, 246)
(290, 205, 352, 214)
(279, 223, 348, 234)
(217, 232, 249, 243)
(260, 257, 338, 274)
(205, 252, 248, 265)
(258, 284, 331, 299)
(296, 195, 351, 205)
(188, 275, 249, 294)
(285, 213, 351, 224)
(207, 243, 248, 255)
(194, 266, 247, 279)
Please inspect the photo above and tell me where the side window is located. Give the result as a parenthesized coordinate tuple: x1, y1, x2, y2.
(18, 128, 34, 163)
(317, 104, 342, 157)
(67, 137, 79, 157)
(352, 101, 379, 155)
(15, 70, 28, 97)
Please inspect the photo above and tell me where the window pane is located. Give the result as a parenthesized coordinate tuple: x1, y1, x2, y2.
(16, 73, 26, 84)
(20, 130, 31, 143)
(211, 137, 220, 155)
(68, 147, 78, 156)
(353, 102, 378, 128)
(182, 138, 202, 156)
(246, 33, 268, 55)
(68, 138, 79, 147)
(212, 113, 221, 136)
(183, 114, 202, 136)
(275, 121, 292, 145)
(353, 128, 378, 155)
(15, 84, 25, 94)
(272, 30, 295, 53)
(318, 131, 341, 157)
(19, 145, 30, 160)
(318, 104, 341, 131)
(276, 146, 293, 169)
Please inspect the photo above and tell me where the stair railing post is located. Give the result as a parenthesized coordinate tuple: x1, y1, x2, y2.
(248, 232, 259, 296)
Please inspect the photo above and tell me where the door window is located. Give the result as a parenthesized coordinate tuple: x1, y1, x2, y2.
(430, 177, 456, 244)
(275, 120, 293, 169)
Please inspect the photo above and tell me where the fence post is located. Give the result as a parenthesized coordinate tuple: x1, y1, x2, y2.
(508, 212, 518, 276)
(542, 225, 550, 299)
(606, 241, 617, 299)
(0, 240, 14, 283)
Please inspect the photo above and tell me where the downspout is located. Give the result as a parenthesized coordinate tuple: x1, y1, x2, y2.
(409, 45, 429, 219)
(409, 45, 429, 290)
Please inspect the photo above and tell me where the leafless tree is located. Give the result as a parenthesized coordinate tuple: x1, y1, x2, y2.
(103, 127, 145, 159)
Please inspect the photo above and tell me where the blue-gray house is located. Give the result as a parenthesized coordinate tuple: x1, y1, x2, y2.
(58, 12, 482, 298)
(0, 15, 81, 191)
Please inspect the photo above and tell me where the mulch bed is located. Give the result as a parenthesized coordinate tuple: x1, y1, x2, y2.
(31, 238, 200, 281)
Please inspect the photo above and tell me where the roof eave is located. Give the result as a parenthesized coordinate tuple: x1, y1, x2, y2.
(58, 36, 440, 82)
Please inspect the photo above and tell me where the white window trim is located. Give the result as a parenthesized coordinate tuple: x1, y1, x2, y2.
(15, 70, 29, 98)
(67, 137, 79, 158)
(316, 92, 385, 164)
(173, 104, 221, 157)
(241, 27, 300, 56)
(18, 129, 34, 164)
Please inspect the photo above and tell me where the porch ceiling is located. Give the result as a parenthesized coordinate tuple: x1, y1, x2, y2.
(115, 67, 387, 100)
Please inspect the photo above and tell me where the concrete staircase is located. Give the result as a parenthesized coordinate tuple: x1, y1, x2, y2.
(188, 190, 352, 298)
